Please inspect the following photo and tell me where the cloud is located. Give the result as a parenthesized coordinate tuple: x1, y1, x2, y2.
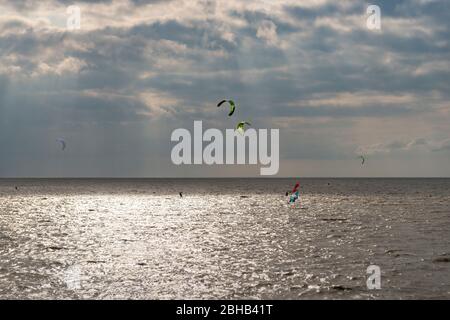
(256, 20, 278, 46)
(431, 139, 450, 152)
(0, 0, 449, 176)
(357, 138, 450, 155)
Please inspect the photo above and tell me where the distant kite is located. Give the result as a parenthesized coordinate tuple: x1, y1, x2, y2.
(358, 155, 365, 165)
(57, 138, 66, 151)
(236, 121, 251, 135)
(217, 99, 236, 116)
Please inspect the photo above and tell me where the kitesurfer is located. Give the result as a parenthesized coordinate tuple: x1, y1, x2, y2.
(289, 183, 300, 204)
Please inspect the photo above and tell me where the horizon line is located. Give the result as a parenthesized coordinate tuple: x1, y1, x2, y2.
(1, 177, 449, 179)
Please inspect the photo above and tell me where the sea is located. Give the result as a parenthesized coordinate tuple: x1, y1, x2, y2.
(0, 178, 449, 299)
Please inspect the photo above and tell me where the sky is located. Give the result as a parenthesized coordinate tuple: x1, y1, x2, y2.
(0, 0, 449, 177)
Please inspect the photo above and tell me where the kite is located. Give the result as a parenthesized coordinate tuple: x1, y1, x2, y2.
(56, 138, 66, 151)
(358, 155, 365, 165)
(217, 100, 236, 116)
(236, 121, 251, 135)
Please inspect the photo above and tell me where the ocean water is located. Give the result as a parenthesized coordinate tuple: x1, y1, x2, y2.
(0, 178, 449, 300)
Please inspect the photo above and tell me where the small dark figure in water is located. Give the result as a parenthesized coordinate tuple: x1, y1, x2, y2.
(285, 191, 289, 196)
(15, 186, 18, 190)
(179, 192, 183, 198)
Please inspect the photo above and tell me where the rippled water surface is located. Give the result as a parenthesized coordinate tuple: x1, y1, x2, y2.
(0, 178, 449, 299)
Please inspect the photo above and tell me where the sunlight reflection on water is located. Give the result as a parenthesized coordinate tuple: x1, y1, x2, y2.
(1, 179, 449, 299)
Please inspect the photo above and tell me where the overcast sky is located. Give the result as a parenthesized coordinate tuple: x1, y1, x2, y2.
(0, 0, 449, 177)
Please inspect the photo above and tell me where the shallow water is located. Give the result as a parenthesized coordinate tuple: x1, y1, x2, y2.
(0, 178, 449, 299)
